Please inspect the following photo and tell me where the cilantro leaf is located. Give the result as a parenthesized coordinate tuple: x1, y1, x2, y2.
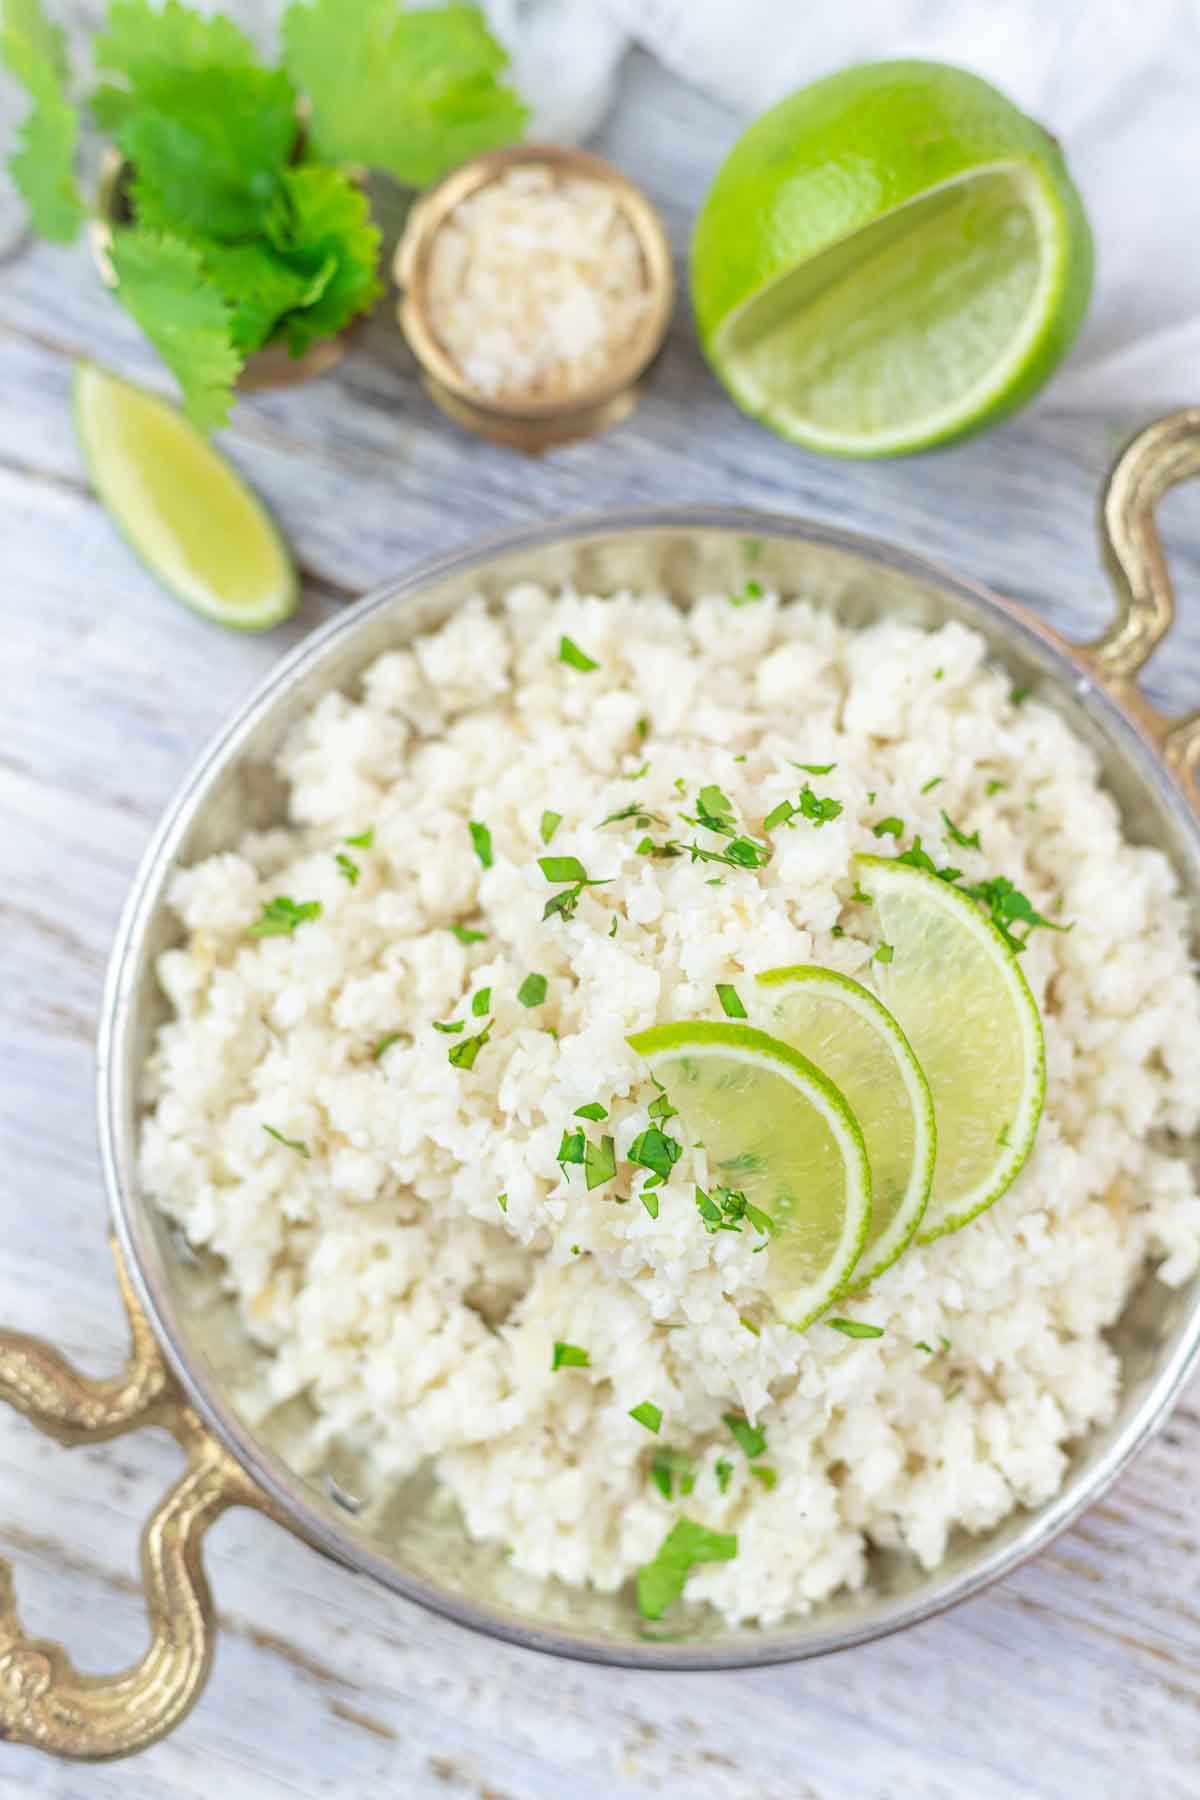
(2, 0, 83, 241)
(723, 1412, 767, 1460)
(539, 810, 562, 846)
(629, 1401, 662, 1434)
(628, 1127, 682, 1181)
(551, 1341, 589, 1371)
(335, 851, 359, 885)
(262, 1123, 310, 1158)
(189, 237, 335, 354)
(471, 987, 491, 1017)
(92, 0, 260, 132)
(344, 827, 374, 849)
(109, 230, 241, 430)
(247, 894, 321, 939)
(714, 1458, 734, 1495)
(282, 0, 526, 187)
(517, 972, 548, 1009)
(636, 1519, 737, 1621)
(827, 1318, 885, 1339)
(574, 1102, 608, 1121)
(872, 816, 904, 840)
(373, 1032, 401, 1059)
(468, 819, 493, 868)
(264, 164, 383, 356)
(584, 1134, 616, 1191)
(447, 1018, 492, 1070)
(940, 809, 981, 851)
(558, 634, 599, 672)
(449, 923, 486, 944)
(715, 984, 746, 1019)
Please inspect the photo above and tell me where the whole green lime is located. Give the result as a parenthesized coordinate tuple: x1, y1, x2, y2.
(691, 60, 1094, 457)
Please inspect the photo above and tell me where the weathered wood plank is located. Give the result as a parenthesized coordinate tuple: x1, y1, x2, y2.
(2, 25, 1200, 1800)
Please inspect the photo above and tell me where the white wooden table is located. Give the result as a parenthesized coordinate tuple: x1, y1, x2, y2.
(3, 18, 1200, 1799)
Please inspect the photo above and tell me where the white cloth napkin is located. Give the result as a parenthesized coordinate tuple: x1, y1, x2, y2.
(485, 0, 1200, 413)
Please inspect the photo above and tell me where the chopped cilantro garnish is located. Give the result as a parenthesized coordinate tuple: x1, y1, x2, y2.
(714, 1458, 734, 1495)
(599, 801, 667, 828)
(497, 1192, 508, 1213)
(636, 1519, 737, 1621)
(724, 1413, 767, 1459)
(940, 1334, 952, 1350)
(557, 1128, 586, 1172)
(729, 578, 764, 607)
(373, 1032, 401, 1060)
(448, 1019, 492, 1070)
(647, 1082, 678, 1122)
(449, 923, 487, 944)
(649, 1450, 696, 1504)
(986, 779, 1006, 796)
(934, 667, 945, 680)
(469, 820, 493, 868)
(559, 635, 599, 672)
(920, 776, 944, 795)
(540, 810, 562, 845)
(623, 761, 650, 780)
(517, 972, 547, 1008)
(584, 1134, 617, 1191)
(867, 791, 877, 805)
(673, 776, 687, 796)
(688, 835, 771, 870)
(697, 1186, 774, 1237)
(539, 854, 588, 883)
(629, 1127, 683, 1180)
(552, 1342, 590, 1370)
(262, 1124, 310, 1158)
(472, 987, 491, 1017)
(574, 1101, 608, 1121)
(915, 1341, 934, 1354)
(762, 799, 794, 832)
(693, 785, 737, 833)
(750, 1466, 777, 1491)
(940, 809, 981, 850)
(827, 1318, 885, 1339)
(831, 925, 845, 938)
(539, 854, 611, 921)
(715, 983, 746, 1019)
(874, 942, 894, 965)
(629, 1401, 662, 1434)
(335, 852, 360, 885)
(639, 1188, 660, 1220)
(344, 827, 374, 849)
(795, 783, 842, 827)
(872, 816, 904, 840)
(248, 895, 321, 939)
(791, 761, 837, 775)
(1011, 684, 1032, 705)
(893, 837, 961, 884)
(608, 915, 618, 937)
(433, 1019, 465, 1034)
(637, 715, 650, 740)
(739, 1315, 760, 1337)
(851, 883, 873, 905)
(960, 875, 1072, 954)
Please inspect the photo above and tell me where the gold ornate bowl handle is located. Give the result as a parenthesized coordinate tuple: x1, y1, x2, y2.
(0, 1244, 265, 1760)
(1085, 408, 1200, 801)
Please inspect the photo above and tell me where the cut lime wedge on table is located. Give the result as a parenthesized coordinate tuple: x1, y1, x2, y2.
(857, 856, 1045, 1240)
(755, 966, 935, 1284)
(691, 61, 1093, 457)
(626, 1021, 872, 1329)
(74, 363, 297, 630)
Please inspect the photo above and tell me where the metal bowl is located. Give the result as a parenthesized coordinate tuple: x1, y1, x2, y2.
(2, 411, 1199, 1761)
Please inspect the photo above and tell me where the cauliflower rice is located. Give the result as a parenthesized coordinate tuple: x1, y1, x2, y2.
(140, 581, 1200, 1625)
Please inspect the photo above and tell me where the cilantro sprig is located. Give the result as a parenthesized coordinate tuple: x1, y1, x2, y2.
(636, 1519, 737, 1621)
(248, 895, 321, 939)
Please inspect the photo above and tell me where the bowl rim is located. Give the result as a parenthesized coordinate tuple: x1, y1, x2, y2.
(98, 504, 1200, 1670)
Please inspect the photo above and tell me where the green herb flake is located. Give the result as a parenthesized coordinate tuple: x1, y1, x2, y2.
(448, 1019, 492, 1070)
(539, 809, 562, 846)
(538, 854, 587, 884)
(574, 1101, 608, 1121)
(373, 1032, 401, 1060)
(730, 578, 764, 608)
(469, 820, 493, 868)
(790, 761, 837, 775)
(940, 1334, 953, 1351)
(608, 915, 618, 937)
(940, 809, 981, 850)
(629, 1401, 662, 1434)
(344, 827, 375, 848)
(749, 1465, 777, 1491)
(497, 1192, 508, 1213)
(960, 874, 1072, 954)
(762, 799, 795, 832)
(986, 779, 1007, 797)
(471, 987, 492, 1017)
(934, 667, 945, 681)
(449, 923, 487, 945)
(623, 762, 650, 781)
(915, 1340, 934, 1354)
(827, 1318, 886, 1340)
(434, 1015, 465, 1035)
(714, 1458, 734, 1495)
(629, 1127, 683, 1181)
(637, 715, 650, 741)
(584, 1134, 617, 1191)
(715, 983, 747, 1019)
(872, 816, 904, 840)
(831, 925, 845, 939)
(556, 1128, 586, 1171)
(639, 1188, 660, 1220)
(551, 1341, 590, 1371)
(724, 1412, 767, 1460)
(248, 895, 322, 939)
(920, 775, 944, 795)
(851, 883, 873, 905)
(739, 1315, 760, 1337)
(516, 972, 548, 1009)
(262, 1124, 310, 1159)
(874, 942, 894, 965)
(559, 634, 599, 672)
(1011, 684, 1032, 706)
(636, 1519, 737, 1621)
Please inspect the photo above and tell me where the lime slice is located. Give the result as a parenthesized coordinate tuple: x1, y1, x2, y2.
(74, 363, 297, 630)
(856, 856, 1045, 1240)
(754, 966, 934, 1284)
(691, 61, 1093, 457)
(626, 1020, 871, 1329)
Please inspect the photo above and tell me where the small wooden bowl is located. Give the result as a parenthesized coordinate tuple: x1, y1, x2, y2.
(393, 143, 675, 452)
(88, 147, 359, 392)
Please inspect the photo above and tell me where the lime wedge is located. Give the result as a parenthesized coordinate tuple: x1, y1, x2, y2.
(856, 856, 1045, 1240)
(691, 61, 1093, 457)
(754, 966, 934, 1283)
(626, 1020, 871, 1329)
(74, 363, 297, 630)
